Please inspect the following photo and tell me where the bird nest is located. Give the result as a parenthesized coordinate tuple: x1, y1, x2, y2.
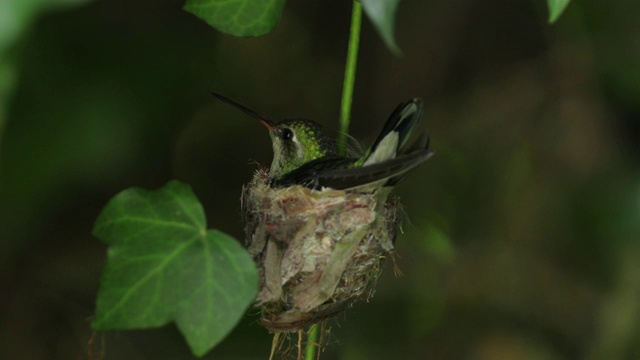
(241, 170, 399, 332)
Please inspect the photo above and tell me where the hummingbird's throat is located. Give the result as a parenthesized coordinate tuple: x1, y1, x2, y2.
(268, 132, 306, 178)
(269, 150, 304, 179)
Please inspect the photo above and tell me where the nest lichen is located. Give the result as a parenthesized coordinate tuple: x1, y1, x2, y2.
(242, 170, 399, 332)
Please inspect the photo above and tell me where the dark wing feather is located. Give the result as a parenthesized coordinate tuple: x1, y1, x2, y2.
(270, 156, 358, 189)
(272, 150, 433, 190)
(316, 150, 433, 190)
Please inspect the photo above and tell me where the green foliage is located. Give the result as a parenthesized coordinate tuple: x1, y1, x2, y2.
(0, 0, 93, 143)
(360, 0, 401, 55)
(547, 0, 571, 23)
(0, 0, 92, 54)
(183, 0, 286, 36)
(183, 0, 402, 54)
(92, 181, 258, 357)
(183, 0, 572, 54)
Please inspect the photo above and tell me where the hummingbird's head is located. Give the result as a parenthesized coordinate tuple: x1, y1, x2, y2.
(260, 118, 337, 178)
(211, 93, 337, 179)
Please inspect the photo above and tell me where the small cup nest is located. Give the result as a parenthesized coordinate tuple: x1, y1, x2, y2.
(242, 170, 399, 332)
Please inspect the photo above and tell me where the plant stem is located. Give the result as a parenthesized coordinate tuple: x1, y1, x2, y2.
(304, 324, 319, 360)
(303, 3, 362, 356)
(337, 0, 363, 155)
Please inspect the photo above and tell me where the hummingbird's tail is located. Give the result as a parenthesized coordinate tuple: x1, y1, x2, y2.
(360, 98, 425, 166)
(357, 98, 433, 187)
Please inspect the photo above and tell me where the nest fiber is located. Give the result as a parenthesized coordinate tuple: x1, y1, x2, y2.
(242, 171, 399, 331)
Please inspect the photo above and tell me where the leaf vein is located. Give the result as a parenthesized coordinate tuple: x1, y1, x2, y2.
(98, 235, 199, 324)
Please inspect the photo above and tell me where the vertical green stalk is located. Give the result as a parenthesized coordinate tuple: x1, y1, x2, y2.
(337, 0, 362, 155)
(305, 3, 362, 355)
(304, 324, 319, 360)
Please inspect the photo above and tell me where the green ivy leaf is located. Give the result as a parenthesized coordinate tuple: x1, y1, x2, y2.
(547, 0, 571, 24)
(360, 0, 401, 55)
(92, 181, 258, 357)
(184, 0, 286, 37)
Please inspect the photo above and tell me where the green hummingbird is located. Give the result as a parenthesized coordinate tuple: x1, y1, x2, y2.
(213, 93, 433, 191)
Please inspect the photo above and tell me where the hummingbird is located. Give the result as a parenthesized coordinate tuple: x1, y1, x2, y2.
(213, 93, 434, 191)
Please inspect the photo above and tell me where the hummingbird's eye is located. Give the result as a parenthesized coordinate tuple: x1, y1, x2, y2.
(281, 128, 294, 141)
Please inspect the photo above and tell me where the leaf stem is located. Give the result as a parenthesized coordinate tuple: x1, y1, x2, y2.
(337, 0, 363, 155)
(304, 324, 319, 360)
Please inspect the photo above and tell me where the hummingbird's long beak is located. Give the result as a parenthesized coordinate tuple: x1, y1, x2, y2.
(258, 119, 275, 131)
(211, 92, 276, 131)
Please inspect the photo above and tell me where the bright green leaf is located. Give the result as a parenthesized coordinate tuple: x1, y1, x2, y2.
(184, 0, 286, 37)
(547, 0, 571, 24)
(360, 0, 401, 55)
(92, 181, 258, 357)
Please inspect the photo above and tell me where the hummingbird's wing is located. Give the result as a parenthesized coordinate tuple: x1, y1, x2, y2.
(316, 149, 433, 190)
(270, 156, 357, 189)
(273, 149, 433, 191)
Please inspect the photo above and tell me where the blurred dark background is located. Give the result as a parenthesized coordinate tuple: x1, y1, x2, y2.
(1, 0, 639, 359)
